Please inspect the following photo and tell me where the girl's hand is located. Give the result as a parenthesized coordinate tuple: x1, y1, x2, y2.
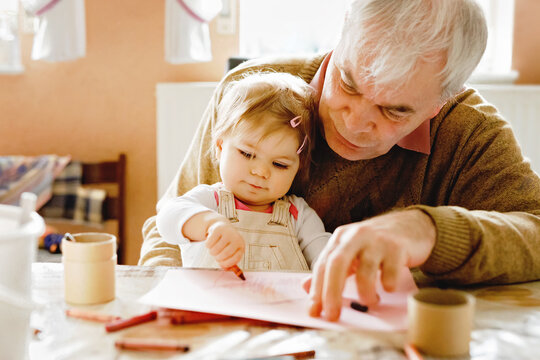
(205, 220, 245, 269)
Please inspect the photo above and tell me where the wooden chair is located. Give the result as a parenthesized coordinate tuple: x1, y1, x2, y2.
(81, 153, 127, 263)
(38, 154, 127, 264)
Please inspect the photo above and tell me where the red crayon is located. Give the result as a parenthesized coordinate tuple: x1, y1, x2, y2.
(404, 344, 424, 360)
(66, 308, 122, 323)
(227, 264, 246, 280)
(165, 309, 236, 324)
(115, 338, 190, 352)
(269, 350, 316, 359)
(105, 310, 158, 332)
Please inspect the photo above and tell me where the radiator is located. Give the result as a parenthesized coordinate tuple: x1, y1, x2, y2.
(156, 83, 540, 197)
(474, 84, 540, 176)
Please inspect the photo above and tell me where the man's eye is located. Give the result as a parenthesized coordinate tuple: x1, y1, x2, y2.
(239, 150, 253, 159)
(339, 78, 356, 94)
(273, 162, 289, 169)
(383, 108, 406, 121)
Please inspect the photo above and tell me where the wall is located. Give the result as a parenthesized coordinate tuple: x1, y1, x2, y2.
(0, 0, 238, 264)
(513, 0, 540, 83)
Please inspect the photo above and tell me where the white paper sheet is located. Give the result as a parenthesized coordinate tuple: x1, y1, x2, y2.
(139, 268, 417, 332)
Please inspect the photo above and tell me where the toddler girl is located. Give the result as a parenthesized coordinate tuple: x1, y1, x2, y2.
(157, 72, 330, 271)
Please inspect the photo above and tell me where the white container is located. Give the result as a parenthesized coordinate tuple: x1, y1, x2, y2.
(62, 232, 117, 305)
(0, 284, 37, 360)
(0, 200, 44, 360)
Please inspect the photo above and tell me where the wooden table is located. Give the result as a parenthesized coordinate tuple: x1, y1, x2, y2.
(30, 263, 540, 359)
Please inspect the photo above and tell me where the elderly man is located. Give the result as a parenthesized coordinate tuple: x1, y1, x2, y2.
(140, 0, 540, 321)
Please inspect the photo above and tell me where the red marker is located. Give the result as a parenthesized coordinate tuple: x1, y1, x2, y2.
(105, 310, 158, 332)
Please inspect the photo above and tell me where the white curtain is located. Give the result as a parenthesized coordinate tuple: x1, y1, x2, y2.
(165, 0, 222, 64)
(0, 0, 23, 73)
(22, 0, 86, 62)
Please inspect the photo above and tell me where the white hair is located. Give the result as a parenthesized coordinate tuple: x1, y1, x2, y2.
(340, 0, 488, 100)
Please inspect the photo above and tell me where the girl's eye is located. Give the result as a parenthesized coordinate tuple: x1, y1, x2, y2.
(273, 162, 289, 170)
(239, 150, 253, 159)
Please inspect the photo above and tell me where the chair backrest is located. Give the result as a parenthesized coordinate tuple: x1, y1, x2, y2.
(81, 153, 126, 264)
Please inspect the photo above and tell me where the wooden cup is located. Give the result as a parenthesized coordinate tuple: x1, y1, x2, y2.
(408, 288, 475, 357)
(62, 233, 116, 305)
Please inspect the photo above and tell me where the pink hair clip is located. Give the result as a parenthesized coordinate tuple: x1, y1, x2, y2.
(290, 116, 307, 154)
(297, 136, 307, 154)
(290, 116, 302, 128)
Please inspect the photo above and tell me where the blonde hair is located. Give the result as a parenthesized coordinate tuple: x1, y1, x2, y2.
(213, 72, 316, 183)
(341, 0, 488, 101)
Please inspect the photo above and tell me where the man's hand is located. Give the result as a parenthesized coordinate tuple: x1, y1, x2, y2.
(307, 209, 436, 321)
(205, 220, 245, 269)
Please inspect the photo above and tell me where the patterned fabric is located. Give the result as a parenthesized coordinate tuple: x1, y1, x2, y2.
(40, 161, 106, 224)
(0, 156, 106, 225)
(39, 161, 82, 218)
(0, 155, 70, 209)
(73, 186, 106, 224)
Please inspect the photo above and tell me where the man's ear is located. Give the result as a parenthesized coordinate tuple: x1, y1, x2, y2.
(430, 103, 444, 119)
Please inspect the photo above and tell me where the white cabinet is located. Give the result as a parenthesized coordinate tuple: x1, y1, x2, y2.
(156, 82, 218, 197)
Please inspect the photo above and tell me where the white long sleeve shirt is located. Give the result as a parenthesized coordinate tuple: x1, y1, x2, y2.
(156, 183, 331, 268)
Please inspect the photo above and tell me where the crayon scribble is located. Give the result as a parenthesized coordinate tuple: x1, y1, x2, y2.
(208, 272, 306, 305)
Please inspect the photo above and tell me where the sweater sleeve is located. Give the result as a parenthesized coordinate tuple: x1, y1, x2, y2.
(410, 92, 540, 284)
(138, 215, 183, 267)
(291, 195, 331, 269)
(156, 184, 219, 245)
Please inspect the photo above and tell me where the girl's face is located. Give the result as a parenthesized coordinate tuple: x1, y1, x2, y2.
(216, 121, 301, 211)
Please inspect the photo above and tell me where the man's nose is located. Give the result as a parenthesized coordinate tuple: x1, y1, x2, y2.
(343, 97, 376, 133)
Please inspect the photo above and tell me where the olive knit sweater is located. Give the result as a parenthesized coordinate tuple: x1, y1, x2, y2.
(140, 53, 540, 286)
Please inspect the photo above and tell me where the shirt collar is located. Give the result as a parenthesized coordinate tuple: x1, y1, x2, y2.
(213, 189, 299, 220)
(309, 52, 431, 155)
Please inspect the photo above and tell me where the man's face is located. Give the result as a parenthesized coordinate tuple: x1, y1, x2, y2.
(318, 42, 445, 160)
(217, 124, 300, 211)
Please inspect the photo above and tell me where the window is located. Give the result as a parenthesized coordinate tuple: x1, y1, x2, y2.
(238, 0, 347, 56)
(238, 0, 516, 83)
(471, 0, 516, 83)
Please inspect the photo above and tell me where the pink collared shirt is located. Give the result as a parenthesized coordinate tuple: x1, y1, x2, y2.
(309, 52, 431, 155)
